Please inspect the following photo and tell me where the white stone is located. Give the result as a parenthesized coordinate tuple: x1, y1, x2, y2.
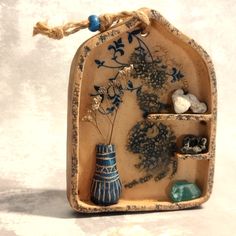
(187, 94, 208, 113)
(172, 89, 191, 114)
(172, 89, 207, 114)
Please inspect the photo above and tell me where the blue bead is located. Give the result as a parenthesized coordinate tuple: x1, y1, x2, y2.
(88, 15, 100, 32)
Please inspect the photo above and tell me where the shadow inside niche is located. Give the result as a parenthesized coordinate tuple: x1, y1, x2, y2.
(0, 189, 76, 219)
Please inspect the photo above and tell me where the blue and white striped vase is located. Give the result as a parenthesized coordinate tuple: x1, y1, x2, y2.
(90, 144, 122, 206)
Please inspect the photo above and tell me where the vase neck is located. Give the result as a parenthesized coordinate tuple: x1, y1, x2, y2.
(96, 144, 115, 154)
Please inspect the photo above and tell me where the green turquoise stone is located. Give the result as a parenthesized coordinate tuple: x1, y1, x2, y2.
(170, 180, 202, 202)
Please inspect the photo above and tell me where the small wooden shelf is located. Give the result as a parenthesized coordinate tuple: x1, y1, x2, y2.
(175, 152, 211, 160)
(147, 114, 212, 121)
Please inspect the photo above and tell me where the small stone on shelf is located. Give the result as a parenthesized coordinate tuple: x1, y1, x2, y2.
(172, 89, 207, 114)
(170, 180, 202, 202)
(180, 135, 207, 154)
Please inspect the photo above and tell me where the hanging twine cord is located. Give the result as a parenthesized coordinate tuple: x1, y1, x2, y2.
(33, 10, 150, 40)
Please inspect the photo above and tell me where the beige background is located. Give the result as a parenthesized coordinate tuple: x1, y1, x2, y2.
(0, 0, 235, 235)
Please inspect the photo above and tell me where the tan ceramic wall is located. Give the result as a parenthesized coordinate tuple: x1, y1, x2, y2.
(0, 0, 235, 235)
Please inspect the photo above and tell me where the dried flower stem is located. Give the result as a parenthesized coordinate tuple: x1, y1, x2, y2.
(93, 111, 106, 142)
(108, 108, 118, 144)
(100, 106, 113, 124)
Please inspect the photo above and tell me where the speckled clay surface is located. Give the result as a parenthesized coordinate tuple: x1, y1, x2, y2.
(1, 1, 236, 235)
(66, 8, 216, 213)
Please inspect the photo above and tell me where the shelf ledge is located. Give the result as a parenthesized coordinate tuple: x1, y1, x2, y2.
(147, 113, 212, 121)
(175, 152, 211, 160)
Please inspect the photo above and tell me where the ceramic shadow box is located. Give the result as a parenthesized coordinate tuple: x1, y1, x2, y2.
(34, 8, 217, 213)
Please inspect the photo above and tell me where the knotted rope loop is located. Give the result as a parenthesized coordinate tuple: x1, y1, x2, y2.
(33, 22, 65, 39)
(33, 20, 89, 40)
(33, 9, 150, 40)
(99, 11, 150, 32)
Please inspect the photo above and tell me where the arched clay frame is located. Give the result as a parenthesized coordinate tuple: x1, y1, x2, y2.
(66, 8, 217, 213)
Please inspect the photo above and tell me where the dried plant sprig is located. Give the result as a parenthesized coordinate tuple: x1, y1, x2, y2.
(82, 96, 106, 142)
(82, 65, 135, 144)
(91, 95, 102, 111)
(81, 109, 94, 122)
(117, 64, 134, 80)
